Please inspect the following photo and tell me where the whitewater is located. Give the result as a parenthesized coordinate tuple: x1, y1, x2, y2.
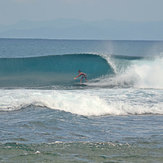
(0, 88, 162, 116)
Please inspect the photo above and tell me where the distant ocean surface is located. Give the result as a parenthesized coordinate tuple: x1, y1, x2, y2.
(0, 38, 163, 162)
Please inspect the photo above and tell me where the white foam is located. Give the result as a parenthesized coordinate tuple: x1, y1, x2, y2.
(89, 56, 163, 89)
(0, 89, 162, 116)
(132, 58, 163, 88)
(0, 89, 109, 116)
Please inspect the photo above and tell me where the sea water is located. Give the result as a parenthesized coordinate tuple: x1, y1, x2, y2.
(0, 39, 163, 162)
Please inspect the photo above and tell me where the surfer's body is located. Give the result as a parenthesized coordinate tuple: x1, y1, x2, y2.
(74, 70, 88, 83)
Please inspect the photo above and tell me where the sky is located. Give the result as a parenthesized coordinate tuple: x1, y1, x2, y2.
(0, 0, 163, 25)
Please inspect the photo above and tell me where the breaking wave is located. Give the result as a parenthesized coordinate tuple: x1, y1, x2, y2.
(0, 89, 162, 116)
(0, 53, 162, 89)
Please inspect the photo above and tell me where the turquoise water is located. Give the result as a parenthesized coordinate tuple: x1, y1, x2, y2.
(0, 39, 163, 162)
(0, 54, 112, 87)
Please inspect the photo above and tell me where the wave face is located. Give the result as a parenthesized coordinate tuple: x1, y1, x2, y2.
(0, 53, 163, 89)
(0, 54, 113, 87)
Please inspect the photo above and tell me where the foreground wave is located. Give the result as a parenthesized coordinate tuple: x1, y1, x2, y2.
(0, 89, 162, 116)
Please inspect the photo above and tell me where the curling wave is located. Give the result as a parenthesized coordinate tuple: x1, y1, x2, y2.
(0, 54, 113, 88)
(0, 53, 163, 89)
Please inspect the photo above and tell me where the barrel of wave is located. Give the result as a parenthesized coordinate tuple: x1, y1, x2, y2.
(0, 54, 114, 87)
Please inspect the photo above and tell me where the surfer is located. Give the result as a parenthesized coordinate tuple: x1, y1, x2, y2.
(74, 70, 88, 83)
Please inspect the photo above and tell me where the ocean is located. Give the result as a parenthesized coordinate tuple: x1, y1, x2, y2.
(0, 38, 163, 163)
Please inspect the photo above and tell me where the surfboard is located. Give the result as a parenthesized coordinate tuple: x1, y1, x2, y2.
(74, 83, 87, 86)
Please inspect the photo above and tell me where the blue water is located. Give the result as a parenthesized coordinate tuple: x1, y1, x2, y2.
(0, 39, 163, 162)
(0, 54, 112, 87)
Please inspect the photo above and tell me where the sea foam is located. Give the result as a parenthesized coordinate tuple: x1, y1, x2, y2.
(90, 55, 163, 89)
(0, 89, 162, 116)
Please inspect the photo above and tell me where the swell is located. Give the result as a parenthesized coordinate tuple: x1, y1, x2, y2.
(0, 54, 114, 87)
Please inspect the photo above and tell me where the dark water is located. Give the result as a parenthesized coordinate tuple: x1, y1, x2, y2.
(0, 39, 163, 162)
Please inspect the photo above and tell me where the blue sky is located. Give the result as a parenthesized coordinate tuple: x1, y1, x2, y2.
(0, 0, 163, 25)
